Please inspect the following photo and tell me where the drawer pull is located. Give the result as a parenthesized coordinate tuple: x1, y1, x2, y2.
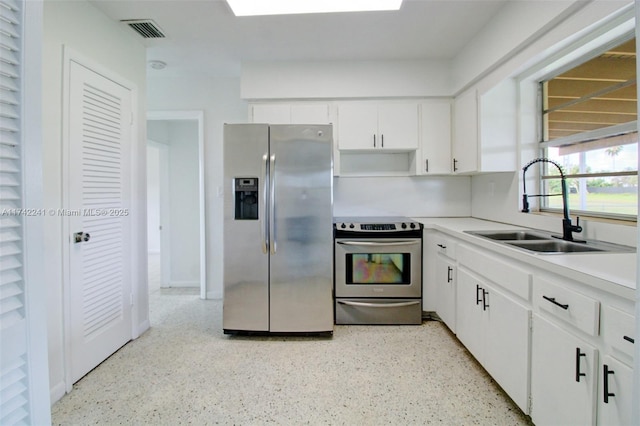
(575, 348, 586, 382)
(476, 285, 482, 306)
(543, 295, 569, 310)
(603, 364, 615, 403)
(623, 335, 635, 344)
(437, 244, 446, 249)
(447, 266, 453, 283)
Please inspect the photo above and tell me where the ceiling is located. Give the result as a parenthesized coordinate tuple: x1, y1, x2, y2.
(89, 0, 508, 77)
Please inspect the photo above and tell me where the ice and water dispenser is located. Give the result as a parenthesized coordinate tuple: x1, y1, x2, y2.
(234, 177, 258, 220)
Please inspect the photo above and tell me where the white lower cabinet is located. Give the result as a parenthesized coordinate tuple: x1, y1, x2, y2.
(435, 253, 456, 332)
(598, 356, 633, 426)
(426, 234, 635, 425)
(531, 314, 598, 426)
(456, 268, 531, 413)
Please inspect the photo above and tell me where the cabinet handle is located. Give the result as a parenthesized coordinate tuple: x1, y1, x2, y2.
(437, 244, 446, 249)
(476, 285, 482, 306)
(425, 159, 429, 172)
(623, 335, 635, 344)
(453, 158, 458, 172)
(447, 266, 453, 283)
(542, 295, 569, 310)
(603, 364, 615, 403)
(482, 289, 489, 311)
(381, 134, 384, 148)
(575, 348, 586, 382)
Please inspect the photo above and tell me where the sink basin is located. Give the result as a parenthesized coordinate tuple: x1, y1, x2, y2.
(464, 229, 635, 254)
(466, 230, 550, 241)
(505, 240, 604, 253)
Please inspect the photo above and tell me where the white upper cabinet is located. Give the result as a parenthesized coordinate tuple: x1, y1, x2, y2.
(250, 103, 330, 124)
(338, 102, 419, 151)
(452, 89, 478, 173)
(419, 100, 452, 175)
(452, 79, 517, 173)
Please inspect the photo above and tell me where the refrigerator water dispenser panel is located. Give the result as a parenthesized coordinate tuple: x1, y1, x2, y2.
(234, 177, 258, 220)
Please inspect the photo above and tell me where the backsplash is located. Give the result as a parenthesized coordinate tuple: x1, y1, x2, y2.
(333, 176, 471, 217)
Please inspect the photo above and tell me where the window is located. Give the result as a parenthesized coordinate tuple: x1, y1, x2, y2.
(540, 36, 637, 220)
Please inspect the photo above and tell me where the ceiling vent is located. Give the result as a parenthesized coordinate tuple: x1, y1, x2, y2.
(121, 19, 166, 39)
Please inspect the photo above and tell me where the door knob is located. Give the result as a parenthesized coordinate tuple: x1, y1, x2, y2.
(74, 231, 91, 243)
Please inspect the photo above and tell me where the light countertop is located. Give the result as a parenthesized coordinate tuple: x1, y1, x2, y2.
(413, 217, 637, 300)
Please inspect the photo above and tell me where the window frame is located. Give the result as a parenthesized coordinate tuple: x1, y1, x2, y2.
(536, 30, 638, 222)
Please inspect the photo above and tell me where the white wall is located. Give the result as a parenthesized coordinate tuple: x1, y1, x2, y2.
(334, 176, 470, 218)
(42, 0, 147, 403)
(147, 120, 201, 286)
(241, 60, 451, 99)
(451, 0, 633, 93)
(468, 1, 636, 248)
(147, 73, 248, 298)
(147, 144, 161, 253)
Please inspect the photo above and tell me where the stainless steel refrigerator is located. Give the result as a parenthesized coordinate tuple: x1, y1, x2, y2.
(223, 124, 334, 334)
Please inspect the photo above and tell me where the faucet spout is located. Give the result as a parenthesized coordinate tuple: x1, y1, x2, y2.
(521, 158, 583, 242)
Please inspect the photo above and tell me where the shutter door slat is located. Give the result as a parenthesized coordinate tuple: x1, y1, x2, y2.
(0, 0, 33, 423)
(0, 130, 19, 147)
(0, 32, 18, 51)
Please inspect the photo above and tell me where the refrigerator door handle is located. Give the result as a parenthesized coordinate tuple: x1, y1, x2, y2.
(261, 153, 269, 254)
(269, 154, 277, 255)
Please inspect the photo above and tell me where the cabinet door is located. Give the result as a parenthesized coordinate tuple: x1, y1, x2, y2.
(455, 268, 485, 362)
(598, 356, 633, 426)
(420, 101, 451, 174)
(337, 103, 378, 150)
(483, 284, 531, 413)
(531, 315, 597, 426)
(435, 254, 456, 332)
(378, 103, 419, 150)
(452, 89, 478, 173)
(251, 103, 291, 123)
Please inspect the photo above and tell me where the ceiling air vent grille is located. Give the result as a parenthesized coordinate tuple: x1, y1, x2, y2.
(121, 19, 166, 38)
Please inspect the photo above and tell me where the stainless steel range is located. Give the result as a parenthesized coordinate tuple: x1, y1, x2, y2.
(334, 217, 423, 325)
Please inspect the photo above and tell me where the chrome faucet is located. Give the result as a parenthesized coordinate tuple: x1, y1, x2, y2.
(521, 158, 583, 242)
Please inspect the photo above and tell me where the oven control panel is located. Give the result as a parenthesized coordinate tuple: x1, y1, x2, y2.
(334, 219, 421, 234)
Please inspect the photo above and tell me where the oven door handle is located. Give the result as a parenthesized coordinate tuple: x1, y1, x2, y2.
(337, 241, 420, 247)
(337, 300, 421, 308)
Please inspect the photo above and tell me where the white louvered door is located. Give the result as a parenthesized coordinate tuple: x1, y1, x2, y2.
(67, 60, 132, 383)
(0, 0, 49, 424)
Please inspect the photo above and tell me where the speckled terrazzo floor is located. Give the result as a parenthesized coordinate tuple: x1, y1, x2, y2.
(51, 259, 532, 425)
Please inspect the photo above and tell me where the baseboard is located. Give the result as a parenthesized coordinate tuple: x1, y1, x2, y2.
(138, 319, 150, 336)
(207, 290, 222, 300)
(50, 380, 66, 405)
(167, 280, 199, 287)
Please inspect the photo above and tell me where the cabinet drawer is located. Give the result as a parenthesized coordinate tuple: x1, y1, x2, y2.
(434, 235, 457, 259)
(534, 277, 600, 336)
(602, 306, 635, 362)
(457, 244, 531, 301)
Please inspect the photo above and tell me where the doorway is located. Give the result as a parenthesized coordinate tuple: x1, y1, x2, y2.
(146, 111, 206, 299)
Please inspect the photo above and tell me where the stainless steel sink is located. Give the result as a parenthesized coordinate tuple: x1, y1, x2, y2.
(464, 229, 635, 254)
(466, 230, 550, 241)
(505, 240, 604, 253)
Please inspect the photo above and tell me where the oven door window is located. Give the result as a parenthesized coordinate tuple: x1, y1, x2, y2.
(345, 253, 410, 285)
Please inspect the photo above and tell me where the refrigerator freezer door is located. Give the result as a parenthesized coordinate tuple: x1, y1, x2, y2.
(223, 124, 270, 332)
(268, 125, 334, 333)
